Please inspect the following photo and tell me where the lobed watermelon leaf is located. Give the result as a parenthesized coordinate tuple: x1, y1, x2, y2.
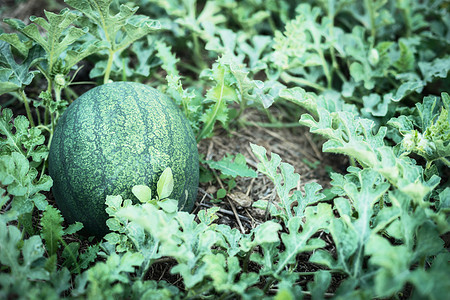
(206, 153, 257, 179)
(3, 9, 104, 77)
(0, 41, 45, 95)
(65, 0, 160, 82)
(40, 206, 64, 256)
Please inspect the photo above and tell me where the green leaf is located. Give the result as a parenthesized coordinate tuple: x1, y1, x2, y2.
(216, 188, 226, 199)
(0, 41, 45, 94)
(197, 206, 220, 225)
(220, 53, 268, 107)
(78, 244, 100, 271)
(0, 107, 48, 163)
(118, 201, 227, 291)
(64, 39, 109, 71)
(65, 222, 84, 235)
(65, 0, 160, 80)
(4, 9, 94, 75)
(202, 253, 232, 291)
(61, 242, 80, 272)
(0, 221, 22, 268)
(413, 221, 444, 261)
(366, 235, 413, 297)
(280, 87, 320, 116)
(0, 152, 52, 216)
(324, 169, 390, 280)
(0, 33, 33, 57)
(272, 4, 331, 74)
(419, 56, 450, 83)
(398, 94, 450, 166)
(393, 40, 415, 72)
(40, 206, 64, 256)
(438, 187, 450, 211)
(0, 187, 8, 208)
(83, 252, 144, 298)
(157, 198, 178, 213)
(166, 73, 202, 135)
(197, 59, 238, 140)
(118, 15, 161, 51)
(409, 253, 450, 299)
(0, 152, 29, 196)
(341, 27, 394, 91)
(275, 204, 332, 275)
(391, 79, 425, 102)
(0, 221, 50, 284)
(290, 91, 435, 201)
(157, 167, 174, 199)
(361, 93, 390, 116)
(307, 270, 331, 299)
(206, 153, 257, 178)
(251, 143, 325, 222)
(105, 195, 133, 235)
(132, 185, 152, 203)
(291, 181, 325, 218)
(155, 41, 179, 76)
(254, 221, 282, 245)
(238, 35, 272, 72)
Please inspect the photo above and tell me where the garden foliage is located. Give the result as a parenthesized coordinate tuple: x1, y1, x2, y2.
(0, 0, 449, 298)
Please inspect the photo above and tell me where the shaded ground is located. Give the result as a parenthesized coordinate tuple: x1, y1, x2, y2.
(196, 108, 349, 233)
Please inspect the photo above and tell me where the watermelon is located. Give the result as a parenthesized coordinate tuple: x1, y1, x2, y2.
(48, 82, 199, 237)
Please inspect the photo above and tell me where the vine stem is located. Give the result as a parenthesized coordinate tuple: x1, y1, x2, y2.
(327, 4, 347, 84)
(234, 95, 247, 122)
(45, 80, 52, 125)
(242, 247, 252, 273)
(364, 0, 376, 47)
(18, 89, 35, 127)
(49, 85, 63, 148)
(438, 157, 450, 167)
(314, 40, 332, 89)
(103, 49, 115, 84)
(280, 72, 326, 92)
(196, 68, 227, 142)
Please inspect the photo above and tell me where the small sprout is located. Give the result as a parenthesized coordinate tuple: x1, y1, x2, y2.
(157, 167, 174, 199)
(132, 185, 152, 203)
(217, 188, 227, 199)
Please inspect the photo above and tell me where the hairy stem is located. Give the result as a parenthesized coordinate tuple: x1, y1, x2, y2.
(18, 89, 35, 127)
(438, 157, 450, 167)
(104, 49, 115, 84)
(196, 68, 227, 141)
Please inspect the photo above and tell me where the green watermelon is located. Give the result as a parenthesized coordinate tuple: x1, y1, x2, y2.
(48, 82, 199, 237)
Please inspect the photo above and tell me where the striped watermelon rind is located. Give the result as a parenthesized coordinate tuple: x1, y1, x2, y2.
(48, 82, 199, 237)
